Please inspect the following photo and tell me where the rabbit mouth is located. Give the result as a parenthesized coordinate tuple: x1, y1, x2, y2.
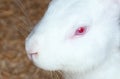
(27, 53, 38, 60)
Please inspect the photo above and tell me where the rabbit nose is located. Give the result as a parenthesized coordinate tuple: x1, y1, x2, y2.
(28, 52, 38, 60)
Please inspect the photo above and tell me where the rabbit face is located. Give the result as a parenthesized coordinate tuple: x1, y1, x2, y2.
(25, 0, 120, 72)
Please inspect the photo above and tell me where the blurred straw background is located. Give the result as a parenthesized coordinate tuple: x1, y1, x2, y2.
(0, 0, 62, 79)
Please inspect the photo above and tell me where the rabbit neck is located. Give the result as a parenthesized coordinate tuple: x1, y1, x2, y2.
(63, 49, 120, 79)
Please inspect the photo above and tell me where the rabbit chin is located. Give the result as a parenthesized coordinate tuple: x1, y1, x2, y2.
(32, 52, 108, 72)
(30, 42, 110, 72)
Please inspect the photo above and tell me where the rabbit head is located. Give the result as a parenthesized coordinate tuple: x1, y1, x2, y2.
(25, 0, 120, 72)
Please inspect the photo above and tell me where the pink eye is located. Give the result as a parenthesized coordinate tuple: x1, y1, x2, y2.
(75, 26, 87, 36)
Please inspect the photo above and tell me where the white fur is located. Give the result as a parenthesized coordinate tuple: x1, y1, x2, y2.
(25, 0, 120, 79)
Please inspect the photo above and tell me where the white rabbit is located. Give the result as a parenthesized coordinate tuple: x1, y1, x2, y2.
(25, 0, 120, 79)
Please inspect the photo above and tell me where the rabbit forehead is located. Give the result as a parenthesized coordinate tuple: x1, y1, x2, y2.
(35, 0, 119, 37)
(45, 0, 115, 26)
(47, 0, 101, 17)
